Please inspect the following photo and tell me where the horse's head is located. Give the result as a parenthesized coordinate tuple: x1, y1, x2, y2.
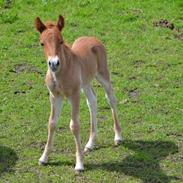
(35, 15, 65, 72)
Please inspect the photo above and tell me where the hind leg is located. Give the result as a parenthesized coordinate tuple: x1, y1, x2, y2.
(96, 74, 122, 145)
(83, 85, 97, 152)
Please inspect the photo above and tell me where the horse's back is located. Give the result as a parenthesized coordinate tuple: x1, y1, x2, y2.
(72, 36, 102, 50)
(72, 36, 108, 84)
(72, 36, 106, 58)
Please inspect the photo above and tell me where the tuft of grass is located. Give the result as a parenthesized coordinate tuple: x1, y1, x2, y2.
(0, 0, 183, 182)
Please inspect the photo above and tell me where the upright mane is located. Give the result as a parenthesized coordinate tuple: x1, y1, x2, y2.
(42, 20, 72, 48)
(45, 21, 56, 29)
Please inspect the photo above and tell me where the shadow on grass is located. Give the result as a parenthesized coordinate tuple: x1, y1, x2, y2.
(86, 140, 179, 183)
(46, 160, 73, 167)
(0, 145, 18, 176)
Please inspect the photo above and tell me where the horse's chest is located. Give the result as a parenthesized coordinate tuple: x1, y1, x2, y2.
(46, 78, 64, 96)
(47, 79, 74, 98)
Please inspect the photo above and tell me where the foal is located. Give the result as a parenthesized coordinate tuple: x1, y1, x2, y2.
(35, 15, 122, 171)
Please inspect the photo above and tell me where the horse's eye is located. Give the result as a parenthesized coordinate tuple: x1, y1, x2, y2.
(40, 42, 44, 46)
(60, 40, 64, 44)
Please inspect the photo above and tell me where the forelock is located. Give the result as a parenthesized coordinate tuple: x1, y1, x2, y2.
(45, 21, 56, 29)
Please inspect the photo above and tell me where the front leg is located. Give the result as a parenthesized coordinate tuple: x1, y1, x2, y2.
(39, 94, 62, 165)
(69, 91, 84, 171)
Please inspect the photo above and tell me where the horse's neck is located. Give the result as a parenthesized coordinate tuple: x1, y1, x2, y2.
(61, 44, 75, 68)
(51, 44, 76, 80)
(62, 43, 80, 70)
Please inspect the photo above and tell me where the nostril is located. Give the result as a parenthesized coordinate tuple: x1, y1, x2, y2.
(48, 61, 51, 66)
(56, 60, 60, 66)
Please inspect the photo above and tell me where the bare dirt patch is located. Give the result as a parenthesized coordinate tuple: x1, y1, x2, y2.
(153, 19, 175, 30)
(153, 19, 183, 41)
(9, 63, 42, 74)
(57, 126, 67, 132)
(111, 71, 121, 76)
(174, 33, 183, 40)
(14, 81, 34, 95)
(129, 76, 137, 80)
(128, 88, 140, 100)
(30, 141, 45, 151)
(14, 90, 26, 95)
(132, 60, 145, 68)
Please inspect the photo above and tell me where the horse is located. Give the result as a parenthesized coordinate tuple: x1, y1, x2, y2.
(35, 15, 122, 172)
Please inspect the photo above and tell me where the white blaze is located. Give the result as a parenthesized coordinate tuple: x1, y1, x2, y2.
(48, 55, 59, 65)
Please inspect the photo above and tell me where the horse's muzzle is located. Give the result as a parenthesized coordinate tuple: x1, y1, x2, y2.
(48, 56, 60, 72)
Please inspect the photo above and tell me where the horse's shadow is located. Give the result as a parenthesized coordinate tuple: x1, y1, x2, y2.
(0, 145, 18, 176)
(86, 140, 179, 183)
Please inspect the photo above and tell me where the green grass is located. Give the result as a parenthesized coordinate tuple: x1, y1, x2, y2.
(0, 0, 183, 182)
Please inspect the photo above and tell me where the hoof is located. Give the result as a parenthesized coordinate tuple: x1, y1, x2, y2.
(84, 147, 93, 153)
(75, 169, 84, 174)
(114, 139, 122, 146)
(38, 160, 47, 166)
(75, 163, 84, 173)
(38, 156, 48, 166)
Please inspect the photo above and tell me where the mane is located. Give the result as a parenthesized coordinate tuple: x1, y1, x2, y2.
(45, 21, 56, 29)
(43, 21, 72, 48)
(65, 42, 71, 48)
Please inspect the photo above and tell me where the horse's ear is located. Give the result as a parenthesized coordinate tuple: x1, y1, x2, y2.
(57, 15, 64, 31)
(35, 17, 46, 33)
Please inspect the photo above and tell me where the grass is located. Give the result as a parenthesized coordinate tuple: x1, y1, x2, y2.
(0, 0, 183, 182)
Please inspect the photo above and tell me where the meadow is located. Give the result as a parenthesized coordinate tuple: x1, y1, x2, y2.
(0, 0, 183, 182)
